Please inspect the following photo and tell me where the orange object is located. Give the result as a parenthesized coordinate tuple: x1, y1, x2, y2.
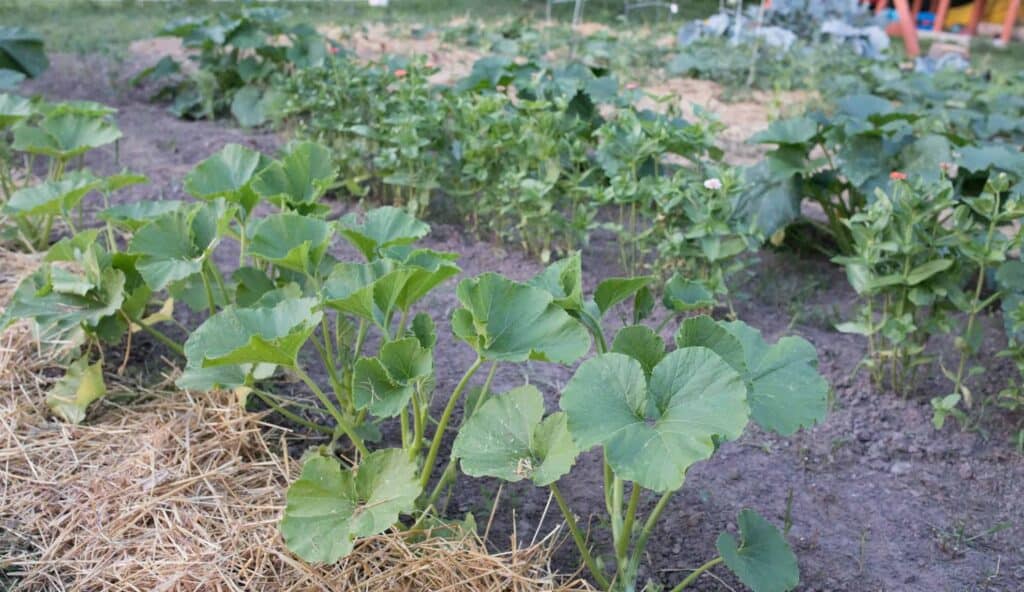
(894, 0, 922, 56)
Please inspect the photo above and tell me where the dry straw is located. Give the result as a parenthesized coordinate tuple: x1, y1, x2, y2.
(0, 249, 593, 592)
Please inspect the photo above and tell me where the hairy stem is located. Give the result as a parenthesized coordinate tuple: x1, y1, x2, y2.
(550, 482, 611, 590)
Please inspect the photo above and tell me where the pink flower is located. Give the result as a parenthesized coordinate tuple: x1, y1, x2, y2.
(626, 82, 639, 90)
(703, 178, 723, 190)
(394, 69, 408, 78)
(890, 171, 907, 180)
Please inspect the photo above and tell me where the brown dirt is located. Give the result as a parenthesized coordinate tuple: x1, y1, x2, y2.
(6, 47, 1024, 592)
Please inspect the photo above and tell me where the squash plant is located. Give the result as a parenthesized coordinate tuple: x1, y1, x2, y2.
(1, 97, 128, 250)
(137, 6, 326, 127)
(450, 254, 829, 592)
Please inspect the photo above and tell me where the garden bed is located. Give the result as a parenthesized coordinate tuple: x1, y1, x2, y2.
(2, 45, 1022, 592)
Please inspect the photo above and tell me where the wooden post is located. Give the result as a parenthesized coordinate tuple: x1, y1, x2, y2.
(1002, 0, 1021, 44)
(967, 0, 987, 35)
(893, 0, 921, 56)
(933, 0, 951, 31)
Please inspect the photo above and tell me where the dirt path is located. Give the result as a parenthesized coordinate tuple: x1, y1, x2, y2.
(12, 52, 1024, 592)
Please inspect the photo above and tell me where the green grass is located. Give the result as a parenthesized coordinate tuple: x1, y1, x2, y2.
(6, 0, 722, 57)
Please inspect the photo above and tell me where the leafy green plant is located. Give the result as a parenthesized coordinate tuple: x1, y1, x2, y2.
(835, 174, 1024, 411)
(0, 26, 49, 89)
(138, 7, 326, 126)
(833, 178, 961, 395)
(653, 169, 761, 313)
(449, 255, 829, 591)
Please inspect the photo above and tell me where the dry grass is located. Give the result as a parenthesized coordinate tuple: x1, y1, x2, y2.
(0, 249, 592, 592)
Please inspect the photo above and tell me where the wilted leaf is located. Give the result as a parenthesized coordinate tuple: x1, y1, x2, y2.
(46, 357, 106, 424)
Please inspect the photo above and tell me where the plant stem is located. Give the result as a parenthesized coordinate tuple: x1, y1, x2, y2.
(125, 312, 185, 357)
(671, 556, 723, 591)
(953, 206, 999, 408)
(617, 484, 641, 561)
(200, 266, 218, 313)
(418, 356, 483, 490)
(550, 482, 611, 590)
(251, 388, 334, 435)
(293, 366, 368, 457)
(625, 491, 674, 582)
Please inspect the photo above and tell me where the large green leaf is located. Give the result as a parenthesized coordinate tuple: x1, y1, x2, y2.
(662, 274, 715, 312)
(45, 356, 107, 424)
(0, 27, 49, 78)
(230, 85, 268, 128)
(453, 385, 577, 486)
(322, 259, 412, 327)
(353, 337, 433, 418)
(391, 248, 461, 311)
(0, 92, 32, 128)
(679, 319, 827, 436)
(98, 200, 187, 231)
(593, 276, 656, 317)
(611, 325, 666, 378)
(13, 113, 121, 159)
(184, 143, 267, 213)
(750, 117, 818, 145)
(338, 207, 429, 260)
(717, 509, 799, 592)
(280, 449, 421, 563)
(451, 273, 591, 364)
(128, 201, 233, 290)
(252, 141, 335, 212)
(529, 253, 584, 312)
(182, 297, 321, 369)
(559, 349, 747, 492)
(4, 170, 102, 216)
(248, 212, 333, 274)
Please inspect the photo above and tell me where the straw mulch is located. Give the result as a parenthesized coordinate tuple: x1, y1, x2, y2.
(0, 249, 593, 592)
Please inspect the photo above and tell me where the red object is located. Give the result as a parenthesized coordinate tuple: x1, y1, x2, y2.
(394, 69, 408, 78)
(890, 171, 908, 180)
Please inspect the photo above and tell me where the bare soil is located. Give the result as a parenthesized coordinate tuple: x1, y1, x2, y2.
(13, 50, 1024, 592)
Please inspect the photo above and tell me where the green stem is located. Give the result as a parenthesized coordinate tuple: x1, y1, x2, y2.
(200, 265, 218, 313)
(409, 388, 424, 461)
(293, 366, 368, 457)
(626, 491, 674, 581)
(418, 356, 483, 490)
(125, 312, 184, 357)
(550, 482, 611, 590)
(421, 361, 499, 506)
(671, 556, 723, 591)
(251, 389, 334, 435)
(617, 484, 641, 562)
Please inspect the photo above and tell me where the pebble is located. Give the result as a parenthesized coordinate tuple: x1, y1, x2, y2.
(890, 461, 913, 476)
(957, 463, 973, 480)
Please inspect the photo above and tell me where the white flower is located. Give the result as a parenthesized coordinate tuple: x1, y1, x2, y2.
(368, 0, 389, 6)
(670, 3, 679, 14)
(703, 178, 723, 190)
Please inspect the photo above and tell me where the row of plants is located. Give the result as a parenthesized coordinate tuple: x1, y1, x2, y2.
(131, 6, 758, 307)
(0, 123, 830, 590)
(279, 49, 761, 309)
(743, 62, 1024, 429)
